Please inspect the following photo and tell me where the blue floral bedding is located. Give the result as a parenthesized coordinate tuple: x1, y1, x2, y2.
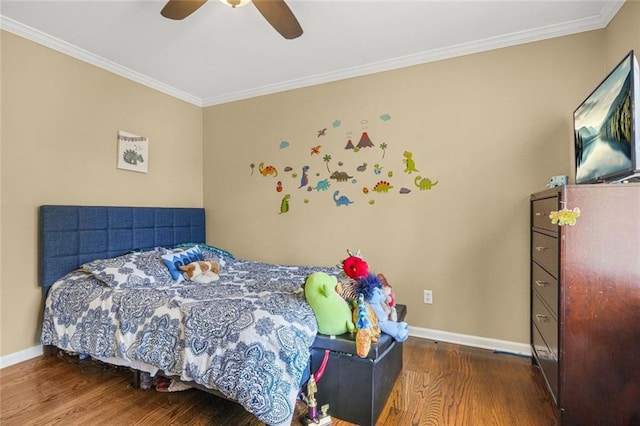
(41, 253, 339, 426)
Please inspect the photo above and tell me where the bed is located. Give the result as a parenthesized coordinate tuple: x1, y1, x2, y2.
(38, 205, 341, 426)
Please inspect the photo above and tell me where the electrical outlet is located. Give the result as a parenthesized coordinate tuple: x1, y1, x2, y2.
(423, 290, 433, 304)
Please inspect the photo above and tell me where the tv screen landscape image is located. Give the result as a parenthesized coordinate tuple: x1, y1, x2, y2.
(574, 50, 639, 184)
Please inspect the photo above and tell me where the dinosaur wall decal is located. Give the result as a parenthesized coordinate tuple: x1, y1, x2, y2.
(333, 190, 354, 207)
(249, 114, 439, 214)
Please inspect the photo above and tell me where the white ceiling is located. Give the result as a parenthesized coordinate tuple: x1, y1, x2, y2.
(0, 0, 625, 107)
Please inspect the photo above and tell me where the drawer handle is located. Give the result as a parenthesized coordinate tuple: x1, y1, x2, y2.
(535, 246, 548, 252)
(535, 280, 549, 287)
(536, 314, 549, 322)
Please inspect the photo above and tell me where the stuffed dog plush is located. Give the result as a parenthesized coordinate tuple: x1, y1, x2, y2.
(179, 260, 220, 284)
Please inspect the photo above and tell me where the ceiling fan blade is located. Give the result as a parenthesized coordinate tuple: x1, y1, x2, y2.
(161, 0, 208, 20)
(252, 0, 303, 40)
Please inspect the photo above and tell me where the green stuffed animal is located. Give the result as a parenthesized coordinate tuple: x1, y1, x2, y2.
(304, 272, 355, 336)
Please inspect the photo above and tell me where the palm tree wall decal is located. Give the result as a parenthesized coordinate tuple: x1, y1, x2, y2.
(379, 143, 388, 159)
(323, 154, 332, 173)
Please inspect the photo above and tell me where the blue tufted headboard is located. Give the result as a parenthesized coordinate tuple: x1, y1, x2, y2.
(39, 205, 205, 289)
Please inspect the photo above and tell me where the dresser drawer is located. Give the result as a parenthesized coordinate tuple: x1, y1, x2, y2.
(532, 292, 558, 359)
(531, 231, 558, 278)
(532, 196, 559, 233)
(531, 262, 558, 318)
(532, 322, 558, 402)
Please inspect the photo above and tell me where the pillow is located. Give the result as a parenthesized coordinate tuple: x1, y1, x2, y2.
(82, 248, 172, 288)
(172, 243, 234, 260)
(161, 246, 206, 281)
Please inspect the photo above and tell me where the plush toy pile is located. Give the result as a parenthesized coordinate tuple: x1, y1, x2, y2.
(304, 249, 409, 358)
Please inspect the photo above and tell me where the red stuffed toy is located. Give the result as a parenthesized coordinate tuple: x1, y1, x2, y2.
(341, 249, 369, 280)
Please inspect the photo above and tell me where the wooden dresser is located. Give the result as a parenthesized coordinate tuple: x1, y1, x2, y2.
(530, 184, 640, 425)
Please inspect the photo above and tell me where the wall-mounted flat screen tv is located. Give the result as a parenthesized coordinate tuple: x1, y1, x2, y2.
(574, 50, 640, 184)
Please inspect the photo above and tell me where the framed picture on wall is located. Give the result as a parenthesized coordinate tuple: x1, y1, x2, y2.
(117, 130, 148, 173)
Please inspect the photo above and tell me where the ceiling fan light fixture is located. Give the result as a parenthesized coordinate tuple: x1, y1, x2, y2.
(161, 0, 303, 39)
(220, 0, 251, 8)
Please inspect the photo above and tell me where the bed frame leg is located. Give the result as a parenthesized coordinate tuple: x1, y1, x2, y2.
(131, 370, 141, 389)
(131, 370, 153, 390)
(42, 345, 58, 356)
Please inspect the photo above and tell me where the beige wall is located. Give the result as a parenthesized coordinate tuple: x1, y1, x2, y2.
(1, 1, 638, 358)
(0, 31, 204, 356)
(203, 27, 631, 344)
(605, 1, 640, 68)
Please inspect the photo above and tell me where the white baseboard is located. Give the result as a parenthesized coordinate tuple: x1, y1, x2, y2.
(0, 328, 530, 369)
(408, 325, 531, 357)
(0, 345, 43, 369)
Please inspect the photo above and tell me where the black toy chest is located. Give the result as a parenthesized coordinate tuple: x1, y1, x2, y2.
(309, 304, 407, 426)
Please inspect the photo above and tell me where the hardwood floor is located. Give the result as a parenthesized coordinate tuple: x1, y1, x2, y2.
(0, 337, 558, 425)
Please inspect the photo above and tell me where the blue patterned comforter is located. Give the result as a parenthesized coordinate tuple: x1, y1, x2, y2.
(41, 258, 339, 426)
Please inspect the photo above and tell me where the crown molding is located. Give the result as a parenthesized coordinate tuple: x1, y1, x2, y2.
(599, 0, 627, 24)
(0, 16, 203, 107)
(2, 1, 625, 108)
(202, 2, 625, 106)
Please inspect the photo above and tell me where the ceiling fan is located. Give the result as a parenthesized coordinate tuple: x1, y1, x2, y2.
(160, 0, 303, 40)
